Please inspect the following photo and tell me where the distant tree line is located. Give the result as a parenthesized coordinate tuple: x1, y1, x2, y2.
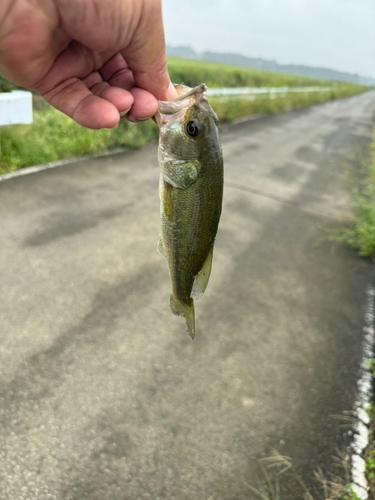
(166, 46, 375, 86)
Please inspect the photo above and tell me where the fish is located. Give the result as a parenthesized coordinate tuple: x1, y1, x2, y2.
(155, 83, 224, 339)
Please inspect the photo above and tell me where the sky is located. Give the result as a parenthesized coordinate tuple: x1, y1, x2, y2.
(162, 0, 375, 79)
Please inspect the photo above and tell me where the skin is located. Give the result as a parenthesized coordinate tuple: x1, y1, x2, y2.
(0, 0, 178, 129)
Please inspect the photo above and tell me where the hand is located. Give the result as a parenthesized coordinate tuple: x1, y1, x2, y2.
(0, 0, 178, 129)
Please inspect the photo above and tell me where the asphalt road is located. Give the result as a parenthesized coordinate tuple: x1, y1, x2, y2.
(1, 92, 375, 500)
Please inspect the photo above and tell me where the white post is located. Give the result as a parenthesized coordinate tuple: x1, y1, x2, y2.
(0, 91, 33, 126)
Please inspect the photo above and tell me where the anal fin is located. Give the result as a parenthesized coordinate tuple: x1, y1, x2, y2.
(191, 249, 213, 300)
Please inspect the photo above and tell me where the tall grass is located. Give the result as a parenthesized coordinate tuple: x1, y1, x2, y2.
(0, 108, 158, 174)
(167, 57, 329, 88)
(211, 84, 366, 122)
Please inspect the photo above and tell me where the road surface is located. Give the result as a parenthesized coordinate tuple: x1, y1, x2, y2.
(1, 92, 375, 499)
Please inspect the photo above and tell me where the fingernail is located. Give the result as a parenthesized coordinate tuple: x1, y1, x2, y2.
(119, 108, 131, 120)
(127, 116, 151, 123)
(166, 81, 178, 101)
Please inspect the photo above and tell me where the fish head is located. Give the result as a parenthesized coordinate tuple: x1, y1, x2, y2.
(156, 84, 220, 165)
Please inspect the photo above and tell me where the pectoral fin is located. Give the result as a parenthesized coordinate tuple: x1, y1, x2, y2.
(162, 160, 199, 189)
(191, 249, 213, 300)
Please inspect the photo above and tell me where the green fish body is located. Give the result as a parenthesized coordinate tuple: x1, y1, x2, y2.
(156, 84, 224, 339)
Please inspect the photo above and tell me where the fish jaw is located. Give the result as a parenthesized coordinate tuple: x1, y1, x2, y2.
(159, 83, 207, 111)
(156, 82, 220, 173)
(155, 84, 209, 128)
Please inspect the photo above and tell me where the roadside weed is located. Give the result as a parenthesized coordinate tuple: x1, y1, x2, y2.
(244, 449, 358, 500)
(366, 450, 375, 480)
(332, 132, 375, 259)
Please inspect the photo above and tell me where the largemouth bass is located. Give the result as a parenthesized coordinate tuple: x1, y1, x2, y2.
(156, 84, 223, 339)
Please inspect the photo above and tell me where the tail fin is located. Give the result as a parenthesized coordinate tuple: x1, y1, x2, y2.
(170, 295, 195, 339)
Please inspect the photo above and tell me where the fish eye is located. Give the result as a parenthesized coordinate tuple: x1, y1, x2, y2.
(185, 120, 200, 138)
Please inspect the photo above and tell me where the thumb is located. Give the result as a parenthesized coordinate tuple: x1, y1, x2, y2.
(121, 0, 178, 102)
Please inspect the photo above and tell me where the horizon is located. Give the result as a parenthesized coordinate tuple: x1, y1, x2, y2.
(166, 45, 374, 81)
(162, 0, 375, 80)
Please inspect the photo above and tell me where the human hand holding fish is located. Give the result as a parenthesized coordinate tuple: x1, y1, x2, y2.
(0, 0, 178, 128)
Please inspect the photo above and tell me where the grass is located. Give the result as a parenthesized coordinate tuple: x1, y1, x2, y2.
(0, 57, 369, 174)
(0, 108, 158, 174)
(167, 57, 329, 88)
(244, 448, 361, 500)
(210, 84, 366, 122)
(333, 130, 375, 259)
(363, 360, 375, 499)
(0, 74, 18, 92)
(367, 451, 375, 481)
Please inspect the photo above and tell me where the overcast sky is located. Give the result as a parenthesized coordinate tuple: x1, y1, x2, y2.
(162, 0, 375, 78)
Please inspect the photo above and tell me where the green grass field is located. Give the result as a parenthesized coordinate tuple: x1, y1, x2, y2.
(0, 110, 158, 174)
(210, 84, 366, 122)
(167, 57, 329, 88)
(0, 58, 369, 174)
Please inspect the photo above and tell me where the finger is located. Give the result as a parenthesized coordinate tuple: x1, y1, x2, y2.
(54, 2, 177, 102)
(82, 71, 103, 88)
(95, 85, 134, 114)
(126, 88, 158, 122)
(83, 72, 134, 113)
(35, 42, 122, 128)
(42, 77, 120, 129)
(36, 41, 115, 94)
(121, 0, 178, 102)
(99, 53, 135, 89)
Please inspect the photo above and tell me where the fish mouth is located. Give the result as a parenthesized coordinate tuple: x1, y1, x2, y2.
(156, 83, 208, 121)
(172, 84, 207, 102)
